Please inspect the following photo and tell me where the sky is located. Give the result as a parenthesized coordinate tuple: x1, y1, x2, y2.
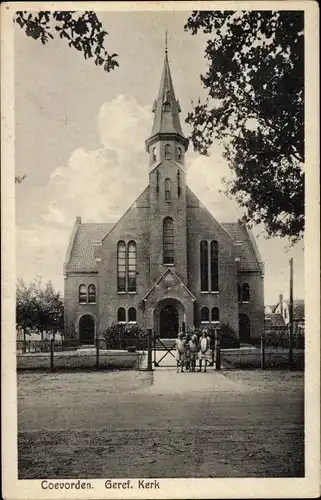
(14, 9, 304, 305)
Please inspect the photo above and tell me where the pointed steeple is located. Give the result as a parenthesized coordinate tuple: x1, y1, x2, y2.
(145, 40, 188, 151)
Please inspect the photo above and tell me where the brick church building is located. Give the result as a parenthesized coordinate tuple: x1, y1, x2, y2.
(63, 50, 265, 344)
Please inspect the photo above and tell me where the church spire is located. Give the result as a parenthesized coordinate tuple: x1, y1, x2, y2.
(146, 38, 188, 151)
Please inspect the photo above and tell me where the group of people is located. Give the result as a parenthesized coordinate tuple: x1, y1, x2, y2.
(175, 330, 212, 373)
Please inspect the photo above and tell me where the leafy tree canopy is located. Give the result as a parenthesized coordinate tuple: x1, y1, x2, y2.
(16, 278, 64, 339)
(185, 11, 304, 242)
(14, 11, 119, 73)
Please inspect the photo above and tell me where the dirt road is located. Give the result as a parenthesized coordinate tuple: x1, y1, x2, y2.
(18, 369, 304, 478)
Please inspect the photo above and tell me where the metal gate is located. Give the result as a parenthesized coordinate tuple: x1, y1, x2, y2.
(153, 335, 177, 367)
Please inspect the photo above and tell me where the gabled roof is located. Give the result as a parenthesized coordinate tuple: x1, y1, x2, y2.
(142, 267, 196, 301)
(264, 313, 286, 328)
(272, 299, 305, 320)
(221, 222, 262, 272)
(65, 221, 114, 272)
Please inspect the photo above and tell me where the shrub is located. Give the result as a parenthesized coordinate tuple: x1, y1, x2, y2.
(102, 323, 147, 351)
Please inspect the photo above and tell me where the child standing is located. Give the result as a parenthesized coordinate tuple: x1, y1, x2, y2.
(189, 334, 199, 372)
(184, 333, 191, 372)
(198, 330, 211, 372)
(175, 332, 185, 373)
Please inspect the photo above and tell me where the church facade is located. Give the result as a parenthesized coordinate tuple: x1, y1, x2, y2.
(63, 51, 265, 344)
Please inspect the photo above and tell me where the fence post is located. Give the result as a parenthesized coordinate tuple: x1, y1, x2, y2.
(289, 257, 294, 370)
(23, 331, 26, 354)
(215, 329, 221, 370)
(147, 329, 153, 371)
(261, 333, 265, 369)
(96, 337, 100, 370)
(50, 339, 55, 372)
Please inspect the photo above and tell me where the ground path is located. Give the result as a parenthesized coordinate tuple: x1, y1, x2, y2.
(18, 368, 304, 478)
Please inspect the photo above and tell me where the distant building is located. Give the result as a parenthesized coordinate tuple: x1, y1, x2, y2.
(63, 49, 265, 344)
(265, 294, 305, 333)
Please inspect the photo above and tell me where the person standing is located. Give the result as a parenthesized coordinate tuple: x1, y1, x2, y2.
(184, 332, 191, 372)
(198, 330, 211, 372)
(175, 332, 185, 373)
(189, 334, 199, 372)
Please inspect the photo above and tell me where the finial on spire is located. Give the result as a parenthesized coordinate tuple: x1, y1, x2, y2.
(165, 30, 168, 55)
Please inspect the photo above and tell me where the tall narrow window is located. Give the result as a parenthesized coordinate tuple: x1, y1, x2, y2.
(79, 284, 87, 304)
(117, 307, 126, 322)
(177, 147, 182, 161)
(201, 307, 209, 323)
(238, 284, 241, 302)
(117, 241, 126, 292)
(210, 240, 219, 291)
(177, 169, 181, 197)
(200, 241, 209, 291)
(165, 144, 171, 160)
(128, 307, 137, 323)
(165, 178, 171, 201)
(163, 217, 174, 264)
(152, 147, 157, 162)
(211, 307, 219, 322)
(127, 241, 137, 292)
(242, 283, 250, 302)
(88, 284, 96, 303)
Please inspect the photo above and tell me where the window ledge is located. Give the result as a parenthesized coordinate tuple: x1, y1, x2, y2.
(117, 321, 126, 324)
(210, 291, 219, 294)
(87, 302, 97, 305)
(164, 263, 175, 267)
(241, 301, 250, 304)
(128, 321, 137, 325)
(128, 291, 137, 295)
(200, 291, 210, 294)
(117, 291, 127, 295)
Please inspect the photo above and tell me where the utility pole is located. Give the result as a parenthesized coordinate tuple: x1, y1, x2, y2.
(289, 258, 294, 370)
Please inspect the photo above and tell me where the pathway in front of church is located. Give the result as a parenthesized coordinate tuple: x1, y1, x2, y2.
(18, 369, 304, 478)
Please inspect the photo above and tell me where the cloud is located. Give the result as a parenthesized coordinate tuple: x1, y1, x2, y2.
(186, 144, 243, 222)
(41, 95, 152, 225)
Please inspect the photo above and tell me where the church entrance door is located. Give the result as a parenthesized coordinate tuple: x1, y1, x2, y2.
(239, 313, 251, 343)
(79, 315, 95, 345)
(159, 305, 179, 338)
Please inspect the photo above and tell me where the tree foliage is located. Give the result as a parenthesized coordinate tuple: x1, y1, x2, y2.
(185, 11, 304, 242)
(16, 278, 64, 340)
(14, 11, 119, 73)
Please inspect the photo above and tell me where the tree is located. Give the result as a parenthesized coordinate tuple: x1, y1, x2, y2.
(185, 11, 304, 242)
(14, 11, 119, 73)
(16, 278, 64, 341)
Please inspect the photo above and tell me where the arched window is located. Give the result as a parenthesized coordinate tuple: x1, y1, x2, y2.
(79, 284, 87, 304)
(117, 307, 126, 322)
(200, 241, 209, 291)
(238, 284, 241, 302)
(152, 147, 157, 162)
(201, 307, 210, 323)
(127, 241, 137, 292)
(163, 217, 174, 264)
(88, 284, 96, 303)
(165, 144, 171, 160)
(128, 307, 137, 323)
(177, 147, 182, 162)
(210, 240, 219, 291)
(242, 283, 250, 302)
(117, 241, 126, 292)
(211, 307, 219, 322)
(165, 178, 171, 201)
